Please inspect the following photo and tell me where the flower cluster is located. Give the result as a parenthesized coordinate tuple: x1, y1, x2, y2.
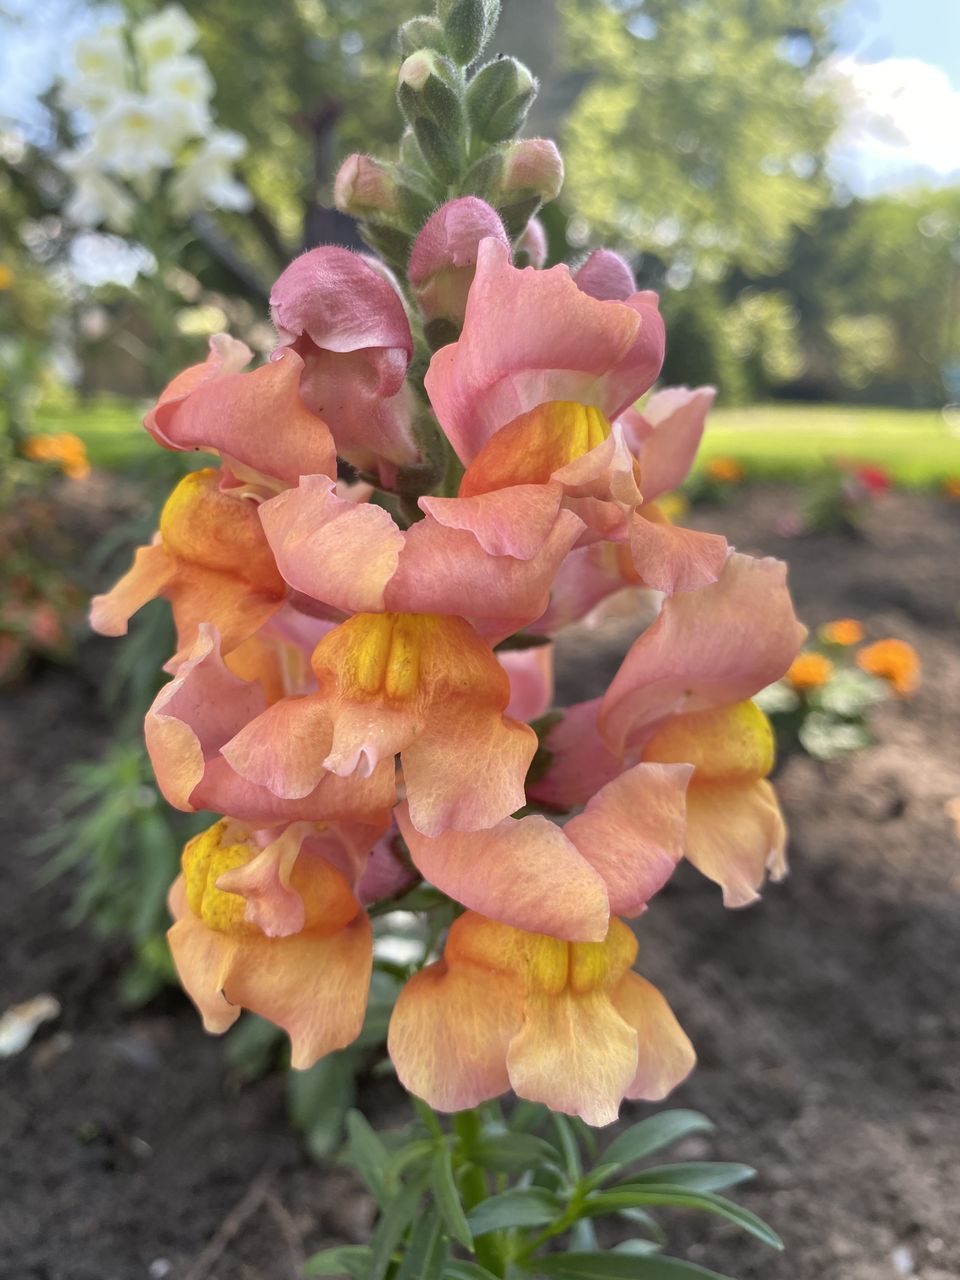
(757, 619, 920, 759)
(90, 3, 806, 1127)
(56, 5, 250, 232)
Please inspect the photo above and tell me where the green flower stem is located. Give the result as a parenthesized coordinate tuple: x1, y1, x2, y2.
(453, 1108, 506, 1275)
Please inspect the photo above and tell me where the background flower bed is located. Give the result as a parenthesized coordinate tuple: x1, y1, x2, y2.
(2, 481, 958, 1280)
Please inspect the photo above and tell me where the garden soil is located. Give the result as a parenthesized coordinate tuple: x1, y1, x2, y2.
(1, 484, 958, 1280)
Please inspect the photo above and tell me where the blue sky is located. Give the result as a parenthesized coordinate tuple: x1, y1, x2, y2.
(1, 0, 958, 193)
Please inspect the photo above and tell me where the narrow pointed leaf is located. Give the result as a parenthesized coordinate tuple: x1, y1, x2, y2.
(534, 1254, 735, 1279)
(467, 1187, 562, 1236)
(629, 1163, 756, 1193)
(304, 1245, 372, 1277)
(396, 1204, 449, 1280)
(431, 1145, 474, 1250)
(601, 1112, 715, 1174)
(582, 1185, 783, 1250)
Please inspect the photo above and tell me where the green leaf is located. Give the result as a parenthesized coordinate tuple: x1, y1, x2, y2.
(600, 1111, 716, 1172)
(396, 1204, 449, 1280)
(444, 1263, 502, 1280)
(552, 1114, 584, 1178)
(290, 1052, 359, 1161)
(431, 1145, 473, 1250)
(367, 1171, 431, 1279)
(582, 1185, 783, 1251)
(304, 1244, 372, 1277)
(534, 1254, 735, 1279)
(467, 1187, 562, 1236)
(345, 1110, 392, 1205)
(628, 1163, 756, 1193)
(473, 1131, 562, 1174)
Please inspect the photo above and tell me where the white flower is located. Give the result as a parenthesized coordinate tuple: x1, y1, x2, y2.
(146, 55, 215, 138)
(63, 167, 137, 234)
(171, 130, 252, 216)
(94, 96, 178, 179)
(133, 5, 199, 66)
(72, 26, 131, 86)
(60, 26, 131, 118)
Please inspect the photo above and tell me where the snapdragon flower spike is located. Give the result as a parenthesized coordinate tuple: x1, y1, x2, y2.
(426, 240, 727, 594)
(257, 474, 583, 642)
(146, 624, 396, 826)
(221, 612, 536, 837)
(168, 818, 374, 1067)
(270, 246, 418, 475)
(394, 756, 690, 938)
(143, 334, 336, 490)
(388, 913, 695, 1126)
(91, 468, 287, 666)
(535, 554, 806, 906)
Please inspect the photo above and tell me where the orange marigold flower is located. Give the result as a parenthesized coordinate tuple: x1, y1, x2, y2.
(857, 638, 920, 696)
(944, 477, 960, 501)
(24, 432, 91, 480)
(786, 652, 834, 690)
(0, 263, 15, 290)
(819, 618, 864, 646)
(705, 456, 744, 483)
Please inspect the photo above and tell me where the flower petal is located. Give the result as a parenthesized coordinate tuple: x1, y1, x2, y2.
(563, 763, 692, 917)
(506, 990, 639, 1126)
(395, 804, 610, 941)
(89, 541, 175, 636)
(388, 961, 521, 1112)
(610, 970, 696, 1101)
(527, 697, 623, 810)
(684, 777, 788, 908)
(627, 510, 729, 595)
(600, 553, 807, 756)
(620, 386, 715, 501)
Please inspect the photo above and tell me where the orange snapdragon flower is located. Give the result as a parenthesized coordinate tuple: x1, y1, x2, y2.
(24, 432, 91, 480)
(786, 652, 834, 690)
(705, 456, 744, 483)
(819, 618, 864, 646)
(857, 639, 920, 696)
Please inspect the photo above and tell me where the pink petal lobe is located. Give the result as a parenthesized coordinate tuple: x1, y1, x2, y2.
(498, 644, 554, 722)
(396, 805, 610, 941)
(628, 512, 730, 594)
(563, 763, 691, 917)
(600, 553, 807, 756)
(527, 697, 624, 810)
(419, 485, 565, 560)
(221, 695, 334, 800)
(611, 971, 697, 1101)
(259, 476, 402, 613)
(89, 542, 174, 636)
(620, 386, 715, 500)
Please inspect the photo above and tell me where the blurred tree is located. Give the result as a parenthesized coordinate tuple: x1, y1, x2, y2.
(557, 0, 841, 282)
(178, 0, 408, 282)
(774, 190, 960, 405)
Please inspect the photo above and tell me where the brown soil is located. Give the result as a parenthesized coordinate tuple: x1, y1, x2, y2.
(1, 485, 958, 1280)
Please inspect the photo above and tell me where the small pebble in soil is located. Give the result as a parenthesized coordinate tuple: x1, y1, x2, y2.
(148, 1261, 172, 1278)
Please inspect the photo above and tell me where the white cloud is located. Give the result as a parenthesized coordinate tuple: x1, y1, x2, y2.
(823, 55, 960, 194)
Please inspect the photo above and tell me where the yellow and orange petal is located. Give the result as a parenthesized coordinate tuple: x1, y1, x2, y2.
(459, 400, 614, 498)
(642, 700, 775, 782)
(388, 914, 694, 1126)
(786, 651, 834, 691)
(168, 819, 372, 1067)
(819, 618, 865, 646)
(856, 638, 921, 696)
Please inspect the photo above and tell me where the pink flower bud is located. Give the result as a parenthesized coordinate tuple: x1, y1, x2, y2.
(574, 249, 637, 302)
(497, 138, 564, 202)
(409, 197, 509, 340)
(333, 153, 401, 218)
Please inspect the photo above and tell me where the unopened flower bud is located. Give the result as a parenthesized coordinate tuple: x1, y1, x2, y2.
(409, 197, 509, 346)
(516, 216, 548, 268)
(334, 154, 401, 218)
(574, 248, 637, 301)
(496, 138, 564, 203)
(488, 139, 564, 238)
(467, 56, 537, 143)
(437, 0, 501, 66)
(398, 15, 447, 56)
(398, 50, 465, 183)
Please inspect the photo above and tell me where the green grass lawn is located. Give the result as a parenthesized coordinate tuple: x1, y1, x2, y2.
(30, 396, 960, 487)
(701, 402, 960, 487)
